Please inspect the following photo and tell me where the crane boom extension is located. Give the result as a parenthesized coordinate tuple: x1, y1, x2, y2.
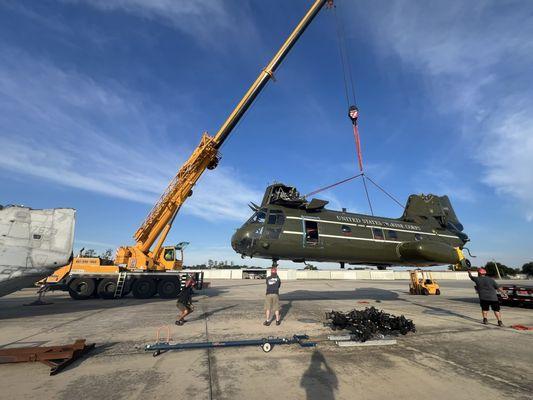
(128, 0, 333, 265)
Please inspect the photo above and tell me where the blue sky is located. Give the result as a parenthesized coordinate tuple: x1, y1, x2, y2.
(0, 0, 532, 268)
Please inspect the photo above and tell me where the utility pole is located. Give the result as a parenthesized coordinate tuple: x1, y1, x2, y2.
(492, 260, 502, 279)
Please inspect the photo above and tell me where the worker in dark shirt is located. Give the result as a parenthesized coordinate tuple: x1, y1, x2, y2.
(175, 278, 195, 326)
(264, 266, 282, 326)
(468, 268, 507, 326)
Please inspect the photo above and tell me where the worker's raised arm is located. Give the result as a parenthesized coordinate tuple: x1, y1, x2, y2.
(467, 269, 476, 281)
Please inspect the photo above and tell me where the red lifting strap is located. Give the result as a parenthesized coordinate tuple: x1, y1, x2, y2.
(352, 122, 364, 172)
(348, 105, 364, 172)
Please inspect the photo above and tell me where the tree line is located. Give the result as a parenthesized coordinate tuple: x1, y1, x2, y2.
(462, 261, 533, 278)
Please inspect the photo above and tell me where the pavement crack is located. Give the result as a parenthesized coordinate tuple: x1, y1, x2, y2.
(203, 303, 214, 400)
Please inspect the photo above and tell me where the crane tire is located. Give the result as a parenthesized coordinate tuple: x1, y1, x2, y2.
(157, 278, 180, 298)
(132, 278, 157, 299)
(68, 278, 96, 300)
(97, 278, 117, 299)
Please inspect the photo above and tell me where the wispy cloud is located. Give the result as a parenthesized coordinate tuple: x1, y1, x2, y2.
(363, 0, 533, 220)
(64, 0, 259, 49)
(412, 167, 477, 204)
(480, 107, 533, 221)
(0, 47, 259, 221)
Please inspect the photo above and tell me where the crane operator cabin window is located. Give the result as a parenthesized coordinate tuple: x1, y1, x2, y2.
(164, 248, 175, 261)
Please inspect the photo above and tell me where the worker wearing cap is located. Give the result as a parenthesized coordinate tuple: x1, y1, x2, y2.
(264, 266, 281, 326)
(468, 268, 507, 326)
(175, 278, 195, 326)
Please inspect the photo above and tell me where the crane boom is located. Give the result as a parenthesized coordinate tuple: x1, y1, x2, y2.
(130, 0, 332, 261)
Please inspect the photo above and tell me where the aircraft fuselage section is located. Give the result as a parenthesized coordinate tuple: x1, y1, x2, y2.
(0, 206, 76, 297)
(232, 204, 466, 267)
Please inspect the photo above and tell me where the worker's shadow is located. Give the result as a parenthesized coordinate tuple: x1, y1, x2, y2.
(280, 300, 293, 320)
(189, 304, 238, 321)
(300, 350, 338, 400)
(195, 286, 229, 298)
(283, 288, 399, 301)
(404, 299, 480, 323)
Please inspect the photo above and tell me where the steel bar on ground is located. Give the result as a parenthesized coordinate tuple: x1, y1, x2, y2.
(0, 339, 95, 375)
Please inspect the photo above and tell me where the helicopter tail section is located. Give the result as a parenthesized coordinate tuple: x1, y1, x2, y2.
(401, 194, 467, 241)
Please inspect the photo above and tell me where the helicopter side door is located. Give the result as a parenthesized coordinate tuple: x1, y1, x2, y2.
(302, 218, 323, 248)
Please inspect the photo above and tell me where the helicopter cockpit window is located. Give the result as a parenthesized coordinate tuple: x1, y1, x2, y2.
(267, 210, 285, 225)
(163, 248, 175, 261)
(247, 209, 266, 224)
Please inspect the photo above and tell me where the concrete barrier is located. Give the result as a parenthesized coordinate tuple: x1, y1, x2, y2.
(370, 270, 395, 280)
(203, 270, 232, 279)
(317, 271, 332, 280)
(355, 270, 371, 280)
(230, 270, 243, 280)
(455, 271, 474, 280)
(394, 271, 409, 280)
(298, 270, 319, 280)
(200, 269, 477, 280)
(276, 270, 298, 280)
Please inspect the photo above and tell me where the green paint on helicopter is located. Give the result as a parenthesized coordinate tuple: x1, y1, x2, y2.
(231, 184, 469, 269)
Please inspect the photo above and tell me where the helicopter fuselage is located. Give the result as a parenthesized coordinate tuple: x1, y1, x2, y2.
(231, 184, 468, 268)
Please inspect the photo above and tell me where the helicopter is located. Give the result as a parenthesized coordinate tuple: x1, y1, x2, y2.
(231, 183, 470, 269)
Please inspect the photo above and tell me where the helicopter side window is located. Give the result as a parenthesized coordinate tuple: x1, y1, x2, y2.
(341, 225, 351, 234)
(372, 228, 384, 240)
(414, 233, 422, 241)
(267, 210, 285, 225)
(387, 230, 398, 240)
(163, 248, 175, 261)
(304, 220, 319, 243)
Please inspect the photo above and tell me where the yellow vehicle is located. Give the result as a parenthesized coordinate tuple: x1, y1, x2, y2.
(409, 270, 441, 295)
(42, 0, 333, 300)
(43, 242, 192, 299)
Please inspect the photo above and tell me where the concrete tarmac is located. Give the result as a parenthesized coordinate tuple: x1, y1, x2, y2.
(0, 279, 532, 400)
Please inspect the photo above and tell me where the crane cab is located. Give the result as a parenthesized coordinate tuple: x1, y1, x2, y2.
(157, 242, 188, 270)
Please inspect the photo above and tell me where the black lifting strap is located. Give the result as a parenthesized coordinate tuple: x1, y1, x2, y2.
(304, 3, 404, 214)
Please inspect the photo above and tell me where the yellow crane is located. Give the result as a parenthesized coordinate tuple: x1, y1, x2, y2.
(43, 0, 334, 300)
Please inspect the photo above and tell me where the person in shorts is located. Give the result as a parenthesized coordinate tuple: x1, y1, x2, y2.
(175, 278, 195, 326)
(468, 267, 507, 326)
(264, 266, 281, 326)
